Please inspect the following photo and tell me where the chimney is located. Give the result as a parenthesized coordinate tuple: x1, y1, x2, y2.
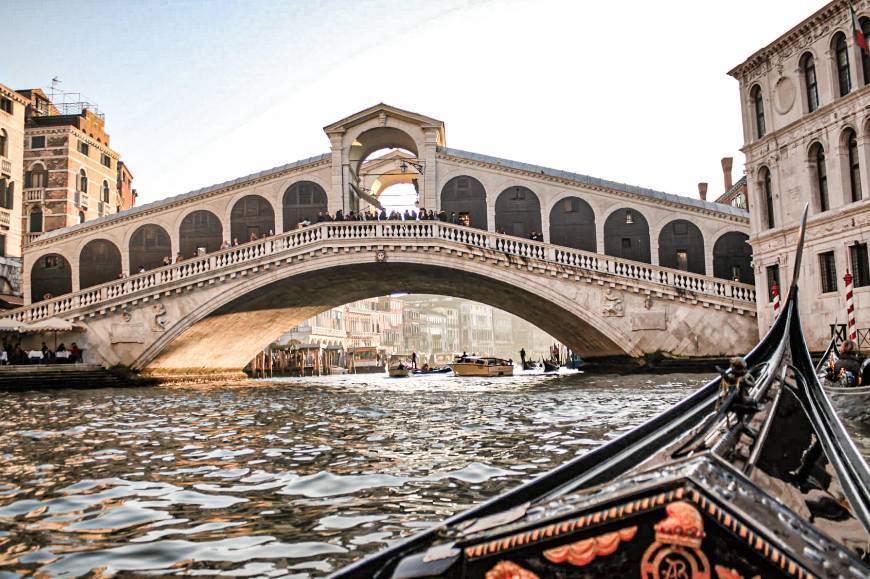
(698, 182, 708, 201)
(721, 157, 734, 191)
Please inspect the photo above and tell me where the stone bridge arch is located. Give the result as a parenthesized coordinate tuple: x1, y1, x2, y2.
(139, 254, 638, 375)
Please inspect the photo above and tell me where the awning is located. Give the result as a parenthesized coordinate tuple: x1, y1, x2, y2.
(21, 317, 86, 333)
(0, 318, 24, 332)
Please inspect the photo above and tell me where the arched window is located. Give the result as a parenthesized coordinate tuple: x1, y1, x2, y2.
(801, 53, 819, 112)
(713, 232, 754, 284)
(101, 180, 110, 203)
(603, 209, 651, 263)
(834, 32, 852, 97)
(78, 211, 85, 224)
(24, 164, 48, 189)
(862, 17, 870, 85)
(494, 186, 542, 238)
(846, 128, 862, 202)
(79, 239, 122, 288)
(230, 195, 275, 242)
(750, 85, 765, 139)
(78, 169, 88, 193)
(29, 209, 43, 233)
(658, 220, 705, 274)
(180, 210, 223, 257)
(440, 176, 488, 230)
(548, 196, 596, 251)
(759, 166, 774, 230)
(129, 224, 172, 272)
(282, 181, 327, 232)
(31, 254, 72, 302)
(810, 143, 828, 212)
(0, 129, 7, 157)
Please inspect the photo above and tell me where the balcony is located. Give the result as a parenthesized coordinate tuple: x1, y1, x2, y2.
(74, 191, 89, 209)
(24, 188, 44, 203)
(26, 232, 42, 244)
(0, 158, 10, 176)
(98, 200, 109, 216)
(0, 210, 9, 228)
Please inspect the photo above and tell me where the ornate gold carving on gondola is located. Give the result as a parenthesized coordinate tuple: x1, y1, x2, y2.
(543, 525, 637, 566)
(640, 501, 711, 579)
(484, 560, 539, 579)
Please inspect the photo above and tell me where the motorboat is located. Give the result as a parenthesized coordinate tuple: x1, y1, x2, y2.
(333, 206, 870, 579)
(388, 354, 412, 378)
(346, 346, 386, 374)
(411, 365, 452, 375)
(451, 356, 513, 377)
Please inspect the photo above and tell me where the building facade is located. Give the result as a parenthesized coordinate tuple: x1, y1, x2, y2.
(730, 0, 870, 350)
(0, 83, 27, 304)
(17, 88, 133, 246)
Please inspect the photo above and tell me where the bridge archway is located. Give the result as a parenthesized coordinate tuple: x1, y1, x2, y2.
(440, 176, 487, 229)
(140, 258, 637, 374)
(231, 195, 275, 242)
(603, 208, 651, 263)
(30, 253, 71, 302)
(658, 219, 705, 274)
(80, 239, 122, 289)
(283, 181, 327, 231)
(129, 224, 171, 272)
(713, 231, 754, 284)
(180, 210, 222, 256)
(549, 196, 596, 251)
(495, 186, 542, 238)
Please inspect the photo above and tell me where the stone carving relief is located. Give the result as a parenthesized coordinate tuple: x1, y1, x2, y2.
(151, 303, 169, 331)
(120, 306, 132, 323)
(110, 323, 145, 344)
(602, 289, 624, 317)
(644, 295, 653, 310)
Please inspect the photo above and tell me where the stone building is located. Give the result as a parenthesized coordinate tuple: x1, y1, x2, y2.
(117, 161, 137, 213)
(0, 83, 27, 304)
(16, 88, 133, 246)
(729, 0, 870, 350)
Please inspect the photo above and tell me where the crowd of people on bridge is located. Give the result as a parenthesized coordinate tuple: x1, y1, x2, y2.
(308, 207, 469, 225)
(1, 341, 82, 365)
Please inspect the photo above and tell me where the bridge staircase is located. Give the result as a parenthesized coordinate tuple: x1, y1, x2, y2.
(0, 364, 129, 390)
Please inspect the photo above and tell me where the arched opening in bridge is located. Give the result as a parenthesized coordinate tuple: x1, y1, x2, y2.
(80, 239, 122, 289)
(350, 128, 421, 213)
(658, 219, 705, 274)
(231, 195, 275, 242)
(30, 253, 71, 302)
(549, 196, 596, 252)
(180, 210, 222, 257)
(129, 224, 172, 272)
(713, 232, 754, 284)
(282, 181, 327, 231)
(440, 176, 487, 229)
(603, 208, 651, 263)
(495, 186, 542, 238)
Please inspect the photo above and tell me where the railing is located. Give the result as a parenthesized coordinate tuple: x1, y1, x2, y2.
(0, 158, 10, 176)
(6, 221, 756, 323)
(98, 200, 108, 216)
(74, 191, 89, 209)
(0, 210, 9, 228)
(26, 232, 42, 244)
(24, 188, 45, 203)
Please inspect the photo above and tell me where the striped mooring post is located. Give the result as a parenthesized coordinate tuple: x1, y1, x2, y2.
(844, 270, 857, 342)
(771, 282, 781, 319)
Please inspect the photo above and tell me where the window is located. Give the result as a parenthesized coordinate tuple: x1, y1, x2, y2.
(0, 181, 13, 210)
(25, 166, 47, 189)
(30, 135, 45, 149)
(760, 166, 774, 229)
(101, 153, 111, 168)
(510, 187, 526, 201)
(621, 238, 632, 252)
(847, 129, 862, 202)
(0, 129, 6, 158)
(851, 243, 870, 287)
(863, 17, 870, 85)
(835, 32, 851, 97)
(78, 211, 85, 224)
(78, 140, 89, 156)
(820, 251, 837, 293)
(43, 255, 59, 269)
(802, 53, 819, 112)
(0, 235, 5, 258)
(563, 198, 577, 212)
(101, 180, 110, 203)
(766, 264, 781, 302)
(813, 144, 828, 211)
(751, 85, 765, 138)
(673, 221, 688, 235)
(29, 209, 43, 233)
(0, 98, 11, 114)
(78, 169, 88, 193)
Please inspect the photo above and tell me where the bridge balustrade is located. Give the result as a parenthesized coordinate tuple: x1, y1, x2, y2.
(7, 220, 756, 323)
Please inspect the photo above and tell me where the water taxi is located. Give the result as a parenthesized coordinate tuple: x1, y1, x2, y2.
(387, 354, 412, 378)
(450, 356, 513, 377)
(346, 346, 385, 374)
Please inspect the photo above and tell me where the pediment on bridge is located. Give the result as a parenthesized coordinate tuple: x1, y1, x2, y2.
(323, 103, 446, 144)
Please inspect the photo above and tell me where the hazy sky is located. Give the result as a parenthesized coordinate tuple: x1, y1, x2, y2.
(3, 0, 824, 205)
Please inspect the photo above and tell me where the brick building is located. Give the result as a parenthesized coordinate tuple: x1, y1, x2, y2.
(0, 83, 27, 305)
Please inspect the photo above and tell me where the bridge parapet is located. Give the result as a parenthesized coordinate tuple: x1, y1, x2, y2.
(5, 221, 755, 326)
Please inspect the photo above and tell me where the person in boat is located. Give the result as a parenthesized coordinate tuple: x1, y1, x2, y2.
(411, 352, 417, 369)
(832, 340, 862, 386)
(520, 348, 526, 368)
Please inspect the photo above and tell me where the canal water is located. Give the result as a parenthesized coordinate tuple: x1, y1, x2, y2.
(0, 372, 722, 576)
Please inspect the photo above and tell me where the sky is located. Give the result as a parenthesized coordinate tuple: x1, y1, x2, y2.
(2, 0, 825, 206)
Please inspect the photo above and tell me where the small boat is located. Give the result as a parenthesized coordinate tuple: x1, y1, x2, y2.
(816, 338, 870, 421)
(451, 356, 513, 377)
(387, 354, 412, 378)
(334, 206, 870, 579)
(542, 358, 559, 373)
(346, 346, 386, 374)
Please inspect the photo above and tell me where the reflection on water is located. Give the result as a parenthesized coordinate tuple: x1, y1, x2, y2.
(0, 372, 707, 577)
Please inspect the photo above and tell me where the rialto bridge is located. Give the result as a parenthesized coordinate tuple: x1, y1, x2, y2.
(7, 104, 758, 376)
